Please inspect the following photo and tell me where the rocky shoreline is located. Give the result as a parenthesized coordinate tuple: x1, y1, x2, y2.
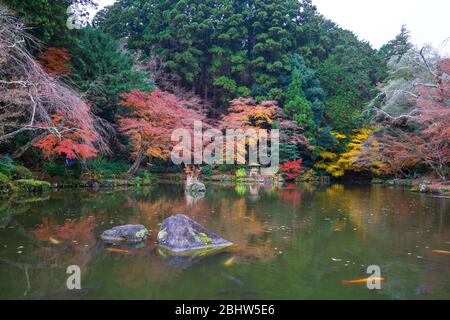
(372, 178, 450, 196)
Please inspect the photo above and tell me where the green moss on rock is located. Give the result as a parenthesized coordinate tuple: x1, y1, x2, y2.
(13, 179, 51, 192)
(0, 172, 9, 186)
(199, 232, 213, 244)
(11, 165, 34, 179)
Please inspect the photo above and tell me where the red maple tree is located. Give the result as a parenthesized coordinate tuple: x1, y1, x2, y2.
(118, 89, 204, 174)
(279, 159, 304, 181)
(38, 47, 72, 75)
(33, 109, 100, 160)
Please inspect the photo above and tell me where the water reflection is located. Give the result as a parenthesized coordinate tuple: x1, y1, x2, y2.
(0, 183, 449, 299)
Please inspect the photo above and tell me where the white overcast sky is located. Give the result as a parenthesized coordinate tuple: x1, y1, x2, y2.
(93, 0, 450, 54)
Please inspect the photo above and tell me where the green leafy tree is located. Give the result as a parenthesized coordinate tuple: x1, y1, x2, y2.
(70, 28, 153, 122)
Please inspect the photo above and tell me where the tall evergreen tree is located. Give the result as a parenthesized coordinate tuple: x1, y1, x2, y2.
(96, 0, 387, 138)
(284, 69, 316, 141)
(380, 25, 413, 63)
(98, 0, 312, 106)
(316, 32, 386, 134)
(3, 0, 97, 45)
(71, 28, 153, 122)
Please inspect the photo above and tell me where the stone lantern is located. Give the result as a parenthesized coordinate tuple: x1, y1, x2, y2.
(249, 162, 260, 179)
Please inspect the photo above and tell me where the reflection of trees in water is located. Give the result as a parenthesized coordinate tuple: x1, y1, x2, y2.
(305, 184, 450, 298)
(0, 201, 12, 229)
(279, 184, 303, 204)
(0, 195, 50, 229)
(31, 216, 98, 267)
(319, 184, 448, 236)
(0, 257, 64, 298)
(116, 255, 182, 289)
(0, 216, 100, 299)
(2, 183, 448, 299)
(185, 191, 205, 206)
(120, 185, 290, 262)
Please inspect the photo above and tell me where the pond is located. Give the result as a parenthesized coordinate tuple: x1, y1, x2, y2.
(0, 183, 449, 299)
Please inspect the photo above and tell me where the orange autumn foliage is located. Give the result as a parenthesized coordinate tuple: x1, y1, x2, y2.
(118, 89, 204, 161)
(32, 217, 96, 245)
(34, 111, 99, 160)
(38, 47, 72, 75)
(219, 98, 283, 163)
(355, 58, 450, 180)
(221, 97, 281, 130)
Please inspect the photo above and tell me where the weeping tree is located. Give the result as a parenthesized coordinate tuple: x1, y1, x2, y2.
(367, 45, 441, 122)
(359, 46, 450, 180)
(0, 6, 105, 160)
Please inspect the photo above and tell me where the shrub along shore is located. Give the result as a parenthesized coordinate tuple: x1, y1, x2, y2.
(1, 158, 448, 197)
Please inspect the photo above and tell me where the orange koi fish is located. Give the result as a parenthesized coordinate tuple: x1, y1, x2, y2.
(342, 277, 384, 285)
(432, 250, 450, 255)
(105, 248, 132, 255)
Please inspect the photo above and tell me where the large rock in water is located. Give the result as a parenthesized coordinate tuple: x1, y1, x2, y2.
(100, 224, 149, 243)
(158, 214, 232, 252)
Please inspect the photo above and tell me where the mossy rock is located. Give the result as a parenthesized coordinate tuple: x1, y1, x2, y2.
(11, 165, 34, 179)
(101, 224, 149, 243)
(186, 181, 206, 195)
(0, 172, 9, 186)
(0, 205, 12, 229)
(371, 178, 385, 185)
(13, 179, 51, 192)
(158, 214, 232, 253)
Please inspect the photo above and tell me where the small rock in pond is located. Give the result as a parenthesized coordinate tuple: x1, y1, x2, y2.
(158, 214, 232, 252)
(419, 184, 429, 193)
(186, 181, 206, 194)
(100, 224, 149, 243)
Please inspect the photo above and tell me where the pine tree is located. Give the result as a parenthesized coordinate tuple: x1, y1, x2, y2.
(71, 28, 153, 123)
(284, 69, 316, 140)
(4, 0, 96, 45)
(380, 25, 413, 63)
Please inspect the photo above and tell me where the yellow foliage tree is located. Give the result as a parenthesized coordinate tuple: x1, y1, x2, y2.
(315, 129, 374, 177)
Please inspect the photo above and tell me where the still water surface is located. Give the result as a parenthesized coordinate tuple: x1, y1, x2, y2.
(0, 183, 449, 299)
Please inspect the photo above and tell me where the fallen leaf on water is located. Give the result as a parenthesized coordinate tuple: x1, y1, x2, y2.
(432, 250, 450, 255)
(342, 277, 384, 285)
(223, 256, 236, 267)
(49, 237, 60, 245)
(105, 248, 132, 255)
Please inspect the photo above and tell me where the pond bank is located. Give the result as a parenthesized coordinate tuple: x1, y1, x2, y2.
(2, 171, 449, 197)
(372, 177, 450, 196)
(0, 177, 157, 195)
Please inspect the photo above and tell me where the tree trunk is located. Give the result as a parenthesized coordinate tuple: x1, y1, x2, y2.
(128, 149, 145, 175)
(435, 166, 447, 182)
(12, 132, 47, 159)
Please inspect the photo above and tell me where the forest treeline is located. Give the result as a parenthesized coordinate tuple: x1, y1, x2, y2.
(0, 0, 448, 185)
